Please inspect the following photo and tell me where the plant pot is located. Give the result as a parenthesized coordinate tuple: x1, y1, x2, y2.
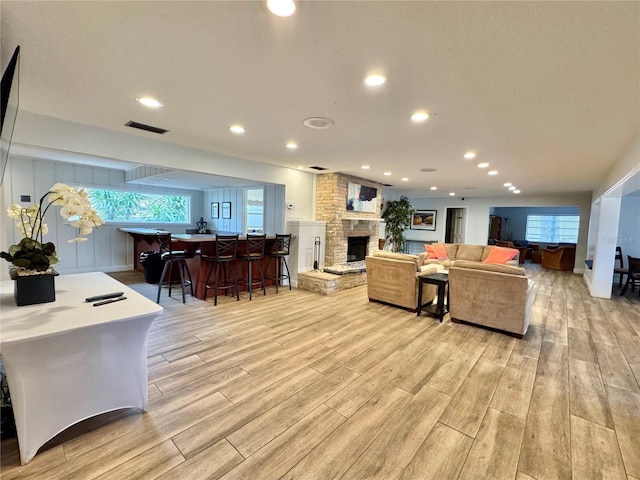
(9, 268, 59, 306)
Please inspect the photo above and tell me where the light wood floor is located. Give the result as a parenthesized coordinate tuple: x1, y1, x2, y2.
(2, 264, 639, 480)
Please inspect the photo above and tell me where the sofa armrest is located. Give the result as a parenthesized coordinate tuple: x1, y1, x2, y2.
(366, 256, 436, 310)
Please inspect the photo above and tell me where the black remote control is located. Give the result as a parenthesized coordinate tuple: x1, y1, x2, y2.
(85, 292, 124, 303)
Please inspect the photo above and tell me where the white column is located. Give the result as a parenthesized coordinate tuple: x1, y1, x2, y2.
(589, 196, 621, 298)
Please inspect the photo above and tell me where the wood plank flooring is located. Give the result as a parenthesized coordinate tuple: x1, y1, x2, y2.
(1, 264, 639, 479)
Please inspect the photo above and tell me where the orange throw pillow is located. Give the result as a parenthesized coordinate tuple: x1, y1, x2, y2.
(483, 246, 518, 264)
(426, 243, 448, 260)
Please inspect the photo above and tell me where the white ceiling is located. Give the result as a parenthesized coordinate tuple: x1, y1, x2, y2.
(2, 1, 639, 197)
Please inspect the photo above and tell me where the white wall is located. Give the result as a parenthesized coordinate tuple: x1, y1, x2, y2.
(1, 156, 204, 277)
(203, 184, 286, 235)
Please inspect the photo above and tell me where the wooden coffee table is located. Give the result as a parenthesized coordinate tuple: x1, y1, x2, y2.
(417, 272, 449, 322)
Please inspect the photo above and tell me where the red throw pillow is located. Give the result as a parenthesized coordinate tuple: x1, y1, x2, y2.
(426, 243, 448, 260)
(483, 246, 518, 264)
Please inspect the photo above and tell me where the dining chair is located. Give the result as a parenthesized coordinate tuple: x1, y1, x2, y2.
(613, 246, 628, 287)
(619, 255, 640, 296)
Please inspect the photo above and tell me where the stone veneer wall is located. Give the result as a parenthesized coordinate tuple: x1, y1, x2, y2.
(316, 173, 382, 266)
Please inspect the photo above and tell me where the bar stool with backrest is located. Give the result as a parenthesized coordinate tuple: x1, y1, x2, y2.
(239, 234, 267, 300)
(266, 233, 292, 293)
(614, 246, 628, 287)
(201, 235, 240, 305)
(620, 255, 640, 297)
(156, 233, 194, 304)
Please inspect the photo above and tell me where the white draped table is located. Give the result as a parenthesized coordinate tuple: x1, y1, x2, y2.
(0, 272, 162, 464)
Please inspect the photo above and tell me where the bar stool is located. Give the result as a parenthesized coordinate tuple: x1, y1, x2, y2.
(266, 233, 292, 293)
(156, 233, 194, 304)
(239, 234, 267, 300)
(201, 235, 240, 305)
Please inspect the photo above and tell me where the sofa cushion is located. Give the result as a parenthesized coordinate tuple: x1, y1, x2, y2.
(372, 250, 419, 270)
(483, 246, 519, 265)
(453, 259, 525, 276)
(455, 244, 485, 262)
(444, 243, 459, 259)
(425, 243, 448, 260)
(373, 251, 416, 261)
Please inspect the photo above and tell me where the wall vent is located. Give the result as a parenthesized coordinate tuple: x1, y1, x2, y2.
(125, 121, 169, 135)
(309, 166, 328, 171)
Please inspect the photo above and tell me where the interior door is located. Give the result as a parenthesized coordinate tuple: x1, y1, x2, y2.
(445, 207, 467, 243)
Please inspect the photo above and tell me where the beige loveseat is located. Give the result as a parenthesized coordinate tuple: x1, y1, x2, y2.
(366, 251, 439, 311)
(448, 260, 536, 337)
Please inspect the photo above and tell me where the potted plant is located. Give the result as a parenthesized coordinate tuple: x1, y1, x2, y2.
(381, 196, 413, 252)
(1, 183, 104, 305)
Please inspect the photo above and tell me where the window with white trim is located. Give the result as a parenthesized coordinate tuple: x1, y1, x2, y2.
(525, 214, 579, 243)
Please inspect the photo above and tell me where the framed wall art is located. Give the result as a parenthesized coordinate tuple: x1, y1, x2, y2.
(222, 202, 232, 219)
(411, 210, 437, 231)
(211, 202, 219, 219)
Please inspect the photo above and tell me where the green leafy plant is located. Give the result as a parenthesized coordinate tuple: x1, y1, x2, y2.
(1, 183, 104, 274)
(381, 196, 413, 252)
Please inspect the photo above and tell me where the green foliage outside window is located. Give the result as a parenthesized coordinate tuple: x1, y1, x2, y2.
(86, 188, 190, 223)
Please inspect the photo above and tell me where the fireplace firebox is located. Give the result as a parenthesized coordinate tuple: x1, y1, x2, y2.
(347, 236, 369, 262)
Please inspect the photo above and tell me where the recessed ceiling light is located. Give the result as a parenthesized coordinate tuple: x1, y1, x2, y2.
(364, 74, 386, 87)
(503, 182, 512, 187)
(401, 177, 409, 182)
(411, 111, 430, 123)
(266, 0, 296, 17)
(383, 171, 392, 176)
(488, 170, 498, 175)
(361, 165, 370, 170)
(136, 96, 163, 108)
(477, 162, 490, 169)
(449, 192, 456, 196)
(508, 186, 516, 191)
(430, 186, 437, 191)
(513, 190, 521, 194)
(286, 142, 298, 149)
(229, 125, 245, 134)
(464, 151, 476, 160)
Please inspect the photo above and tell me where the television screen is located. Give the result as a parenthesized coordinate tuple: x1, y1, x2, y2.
(346, 182, 378, 213)
(1, 45, 20, 186)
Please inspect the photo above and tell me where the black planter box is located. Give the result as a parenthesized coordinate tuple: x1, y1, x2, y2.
(10, 269, 58, 306)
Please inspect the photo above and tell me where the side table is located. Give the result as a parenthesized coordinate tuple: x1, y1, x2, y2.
(417, 272, 449, 322)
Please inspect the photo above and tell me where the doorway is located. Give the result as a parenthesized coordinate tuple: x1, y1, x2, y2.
(445, 207, 467, 243)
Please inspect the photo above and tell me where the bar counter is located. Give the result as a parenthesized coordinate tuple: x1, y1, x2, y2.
(119, 228, 283, 300)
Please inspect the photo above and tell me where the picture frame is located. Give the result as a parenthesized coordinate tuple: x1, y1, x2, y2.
(222, 201, 232, 219)
(411, 210, 437, 230)
(211, 202, 219, 219)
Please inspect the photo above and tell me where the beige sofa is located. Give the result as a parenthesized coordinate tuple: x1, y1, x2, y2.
(448, 260, 536, 337)
(366, 251, 439, 311)
(422, 243, 520, 268)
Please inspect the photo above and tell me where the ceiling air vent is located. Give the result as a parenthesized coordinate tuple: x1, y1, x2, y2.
(382, 183, 394, 187)
(125, 121, 169, 135)
(309, 166, 328, 171)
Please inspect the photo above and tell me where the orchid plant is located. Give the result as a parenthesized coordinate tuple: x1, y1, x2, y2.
(1, 183, 104, 274)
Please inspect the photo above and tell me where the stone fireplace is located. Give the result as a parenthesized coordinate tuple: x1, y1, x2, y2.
(315, 173, 382, 267)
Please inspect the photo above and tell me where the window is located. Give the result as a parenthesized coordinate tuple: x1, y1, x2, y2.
(86, 188, 190, 223)
(525, 215, 579, 243)
(244, 188, 264, 234)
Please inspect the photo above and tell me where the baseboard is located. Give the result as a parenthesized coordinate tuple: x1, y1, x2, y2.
(56, 264, 134, 275)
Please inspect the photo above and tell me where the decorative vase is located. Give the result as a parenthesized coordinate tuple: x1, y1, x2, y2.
(9, 268, 59, 306)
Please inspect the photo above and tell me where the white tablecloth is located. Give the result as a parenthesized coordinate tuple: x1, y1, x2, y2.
(0, 272, 163, 464)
